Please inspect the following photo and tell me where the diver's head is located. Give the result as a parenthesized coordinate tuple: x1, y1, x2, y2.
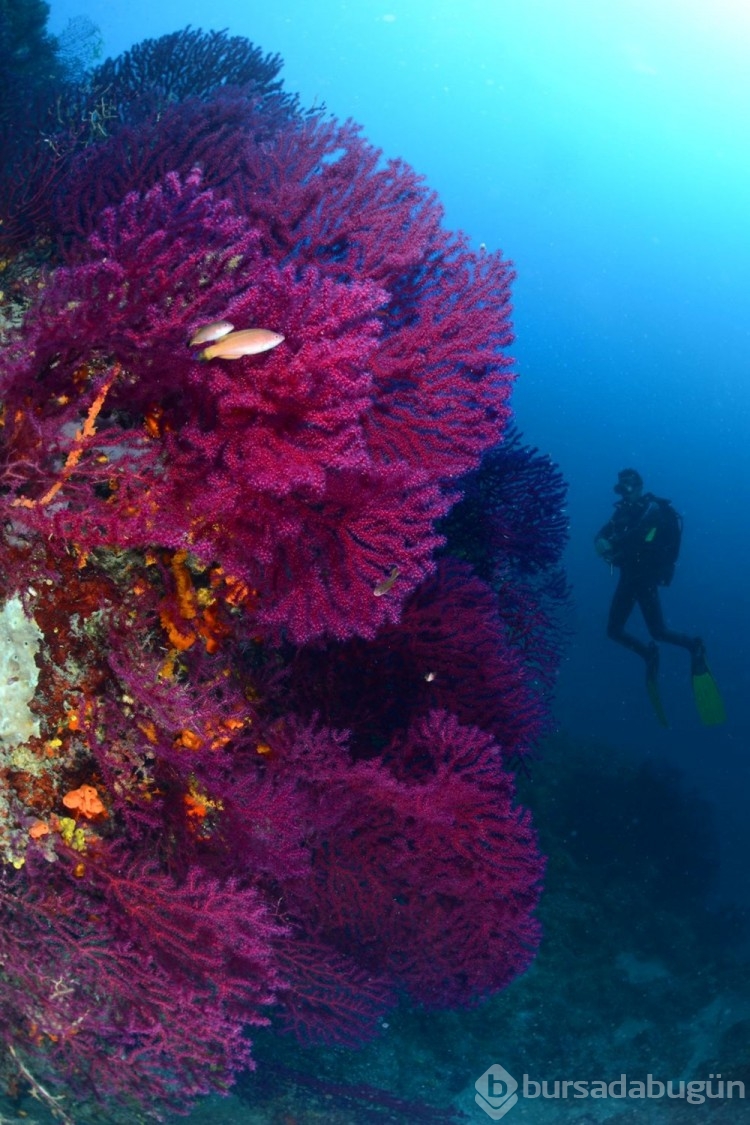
(614, 468, 643, 501)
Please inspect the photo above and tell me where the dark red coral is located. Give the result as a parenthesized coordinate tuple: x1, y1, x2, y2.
(288, 559, 549, 758)
(54, 109, 516, 477)
(2, 156, 511, 641)
(0, 29, 564, 1114)
(274, 713, 544, 1010)
(53, 89, 297, 253)
(228, 116, 517, 478)
(0, 852, 281, 1113)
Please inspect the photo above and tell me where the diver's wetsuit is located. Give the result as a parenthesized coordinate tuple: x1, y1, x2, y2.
(597, 492, 697, 662)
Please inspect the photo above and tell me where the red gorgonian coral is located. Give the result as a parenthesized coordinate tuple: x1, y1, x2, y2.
(2, 148, 513, 642)
(0, 25, 565, 1121)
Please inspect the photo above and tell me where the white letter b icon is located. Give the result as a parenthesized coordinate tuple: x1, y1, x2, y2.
(475, 1063, 519, 1119)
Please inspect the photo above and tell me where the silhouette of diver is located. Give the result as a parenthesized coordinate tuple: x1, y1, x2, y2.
(594, 468, 724, 726)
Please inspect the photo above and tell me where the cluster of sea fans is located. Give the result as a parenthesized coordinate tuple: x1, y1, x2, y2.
(0, 24, 567, 1120)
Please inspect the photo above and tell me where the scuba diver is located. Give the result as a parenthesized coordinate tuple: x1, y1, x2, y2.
(594, 468, 724, 726)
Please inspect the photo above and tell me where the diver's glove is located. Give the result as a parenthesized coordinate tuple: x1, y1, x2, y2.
(594, 536, 614, 561)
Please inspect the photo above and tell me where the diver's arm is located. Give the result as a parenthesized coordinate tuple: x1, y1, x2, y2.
(594, 517, 617, 560)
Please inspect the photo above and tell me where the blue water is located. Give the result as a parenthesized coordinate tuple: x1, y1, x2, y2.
(25, 0, 750, 1119)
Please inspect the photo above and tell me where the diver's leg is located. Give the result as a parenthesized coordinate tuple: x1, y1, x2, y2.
(639, 587, 700, 653)
(630, 583, 669, 723)
(607, 576, 652, 660)
(640, 588, 722, 723)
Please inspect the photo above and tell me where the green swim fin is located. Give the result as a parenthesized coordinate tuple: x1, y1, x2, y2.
(645, 644, 669, 727)
(691, 644, 726, 726)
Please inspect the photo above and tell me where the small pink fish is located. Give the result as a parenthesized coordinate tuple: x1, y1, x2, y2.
(200, 328, 285, 360)
(188, 320, 235, 346)
(373, 566, 399, 597)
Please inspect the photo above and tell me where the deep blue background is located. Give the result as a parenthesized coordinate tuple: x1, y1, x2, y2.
(49, 0, 749, 901)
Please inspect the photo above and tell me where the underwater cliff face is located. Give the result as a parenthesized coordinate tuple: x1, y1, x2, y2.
(0, 17, 571, 1120)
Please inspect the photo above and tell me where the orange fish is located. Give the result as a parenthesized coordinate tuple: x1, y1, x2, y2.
(189, 320, 235, 346)
(200, 328, 285, 360)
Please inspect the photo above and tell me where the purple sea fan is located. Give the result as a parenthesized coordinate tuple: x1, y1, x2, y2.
(437, 427, 570, 686)
(0, 171, 450, 641)
(277, 712, 544, 1010)
(0, 853, 284, 1115)
(0, 171, 261, 405)
(288, 559, 549, 758)
(89, 27, 289, 118)
(56, 107, 518, 481)
(440, 426, 570, 581)
(54, 88, 297, 253)
(229, 115, 518, 479)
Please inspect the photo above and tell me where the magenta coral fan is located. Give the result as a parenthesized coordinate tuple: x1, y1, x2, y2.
(0, 853, 281, 1111)
(1, 154, 511, 641)
(0, 28, 565, 1118)
(229, 117, 517, 477)
(287, 559, 551, 758)
(274, 712, 544, 1010)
